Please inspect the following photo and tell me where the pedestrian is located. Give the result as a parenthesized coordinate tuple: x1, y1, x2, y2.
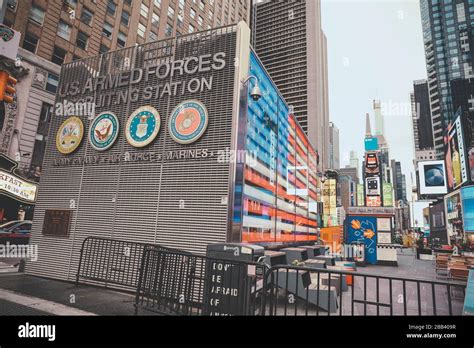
(17, 206, 25, 221)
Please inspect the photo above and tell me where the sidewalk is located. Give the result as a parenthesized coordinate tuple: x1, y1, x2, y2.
(0, 272, 143, 316)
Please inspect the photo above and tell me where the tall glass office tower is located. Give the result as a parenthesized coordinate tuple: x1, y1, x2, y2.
(420, 0, 474, 157)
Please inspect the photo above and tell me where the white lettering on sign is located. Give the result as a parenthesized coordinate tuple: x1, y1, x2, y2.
(0, 170, 38, 202)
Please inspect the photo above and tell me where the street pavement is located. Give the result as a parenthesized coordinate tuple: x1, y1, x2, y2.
(0, 249, 466, 316)
(0, 273, 140, 316)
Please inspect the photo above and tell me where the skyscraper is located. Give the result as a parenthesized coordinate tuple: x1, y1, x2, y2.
(329, 122, 340, 170)
(349, 150, 360, 179)
(411, 79, 436, 163)
(391, 160, 407, 203)
(420, 0, 474, 158)
(373, 100, 389, 151)
(252, 0, 330, 169)
(411, 80, 434, 151)
(374, 100, 385, 138)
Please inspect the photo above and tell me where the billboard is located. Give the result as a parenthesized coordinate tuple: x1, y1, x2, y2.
(241, 50, 318, 243)
(346, 216, 377, 264)
(382, 183, 394, 207)
(417, 160, 448, 195)
(322, 179, 337, 227)
(461, 186, 474, 233)
(445, 190, 463, 242)
(366, 196, 381, 207)
(364, 152, 381, 207)
(366, 176, 380, 196)
(364, 137, 379, 151)
(365, 152, 380, 175)
(445, 113, 468, 191)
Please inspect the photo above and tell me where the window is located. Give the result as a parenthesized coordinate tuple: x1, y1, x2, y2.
(22, 33, 38, 53)
(13, 223, 31, 233)
(117, 31, 126, 47)
(52, 46, 67, 65)
(99, 44, 109, 54)
(148, 32, 157, 42)
(106, 0, 116, 16)
(188, 24, 195, 33)
(190, 8, 196, 19)
(121, 10, 130, 26)
(138, 23, 146, 37)
(152, 13, 160, 27)
(76, 31, 88, 50)
(154, 0, 162, 7)
(198, 15, 203, 26)
(57, 21, 72, 40)
(39, 102, 53, 123)
(7, 0, 17, 11)
(64, 0, 77, 8)
(103, 22, 113, 38)
(140, 3, 149, 17)
(165, 23, 172, 37)
(46, 73, 59, 93)
(29, 5, 46, 25)
(168, 6, 175, 19)
(80, 7, 94, 25)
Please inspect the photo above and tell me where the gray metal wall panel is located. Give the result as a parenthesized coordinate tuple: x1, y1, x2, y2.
(26, 26, 239, 281)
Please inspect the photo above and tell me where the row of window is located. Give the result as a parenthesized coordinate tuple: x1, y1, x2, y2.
(12, 0, 248, 67)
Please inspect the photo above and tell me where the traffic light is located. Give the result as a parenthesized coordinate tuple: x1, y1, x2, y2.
(0, 70, 17, 104)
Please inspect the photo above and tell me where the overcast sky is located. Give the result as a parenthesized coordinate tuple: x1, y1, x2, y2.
(321, 0, 429, 225)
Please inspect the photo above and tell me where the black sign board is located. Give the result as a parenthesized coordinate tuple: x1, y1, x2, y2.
(42, 209, 72, 237)
(204, 244, 263, 316)
(204, 259, 250, 316)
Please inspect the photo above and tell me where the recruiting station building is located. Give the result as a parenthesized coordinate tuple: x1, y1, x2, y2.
(25, 23, 320, 281)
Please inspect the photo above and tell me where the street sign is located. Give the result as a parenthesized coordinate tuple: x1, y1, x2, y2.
(0, 25, 20, 61)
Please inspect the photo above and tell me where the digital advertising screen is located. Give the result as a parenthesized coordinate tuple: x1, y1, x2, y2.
(445, 113, 468, 191)
(417, 160, 448, 195)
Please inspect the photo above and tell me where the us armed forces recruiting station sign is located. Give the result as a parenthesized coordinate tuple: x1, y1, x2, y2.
(26, 23, 244, 281)
(57, 53, 226, 108)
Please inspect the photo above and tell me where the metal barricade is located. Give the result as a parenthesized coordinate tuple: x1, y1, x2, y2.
(134, 246, 268, 316)
(261, 265, 467, 316)
(76, 237, 180, 291)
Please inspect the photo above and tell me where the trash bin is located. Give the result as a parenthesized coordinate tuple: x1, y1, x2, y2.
(206, 243, 265, 262)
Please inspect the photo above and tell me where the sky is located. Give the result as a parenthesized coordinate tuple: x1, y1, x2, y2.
(321, 0, 429, 225)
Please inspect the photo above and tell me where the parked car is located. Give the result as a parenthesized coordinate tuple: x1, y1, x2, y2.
(0, 220, 32, 245)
